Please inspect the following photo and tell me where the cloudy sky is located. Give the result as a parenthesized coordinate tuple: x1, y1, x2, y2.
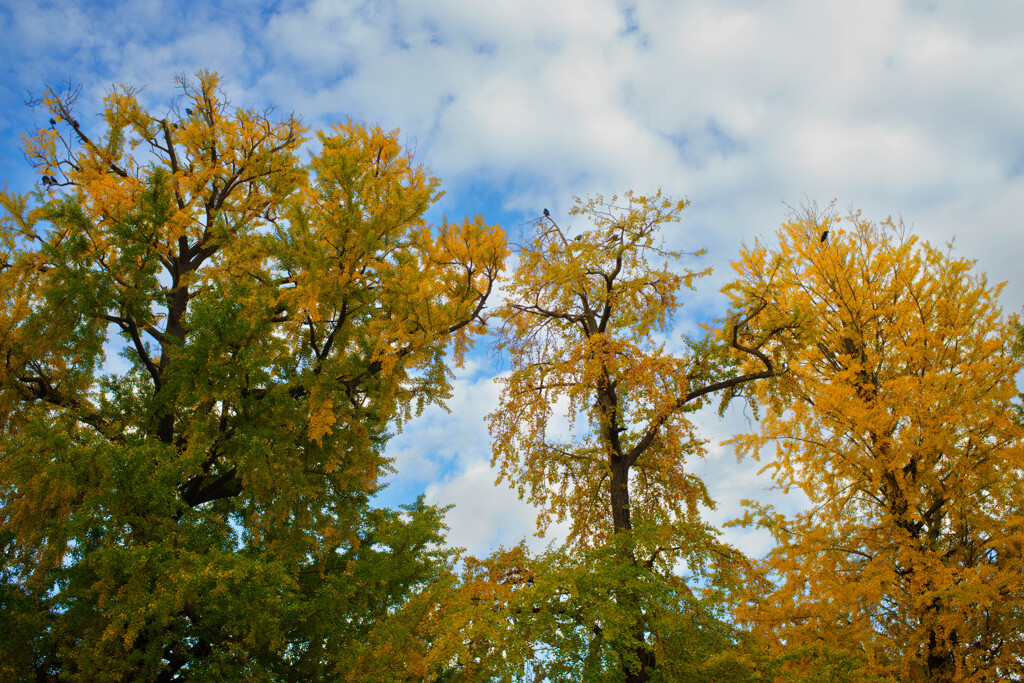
(2, 0, 1022, 559)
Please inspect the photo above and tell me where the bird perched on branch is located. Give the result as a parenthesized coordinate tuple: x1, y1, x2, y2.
(820, 230, 829, 244)
(543, 208, 550, 217)
(49, 118, 56, 127)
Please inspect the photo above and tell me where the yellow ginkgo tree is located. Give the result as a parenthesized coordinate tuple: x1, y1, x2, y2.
(486, 192, 799, 682)
(0, 72, 507, 680)
(726, 205, 1024, 682)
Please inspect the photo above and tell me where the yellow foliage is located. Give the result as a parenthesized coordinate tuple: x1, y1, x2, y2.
(727, 204, 1024, 681)
(1, 71, 507, 680)
(489, 190, 712, 549)
(485, 190, 802, 680)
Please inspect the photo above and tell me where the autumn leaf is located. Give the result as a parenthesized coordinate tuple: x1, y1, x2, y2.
(727, 202, 1024, 682)
(1, 71, 506, 680)
(486, 190, 798, 682)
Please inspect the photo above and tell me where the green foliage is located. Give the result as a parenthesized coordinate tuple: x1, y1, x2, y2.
(1, 72, 505, 681)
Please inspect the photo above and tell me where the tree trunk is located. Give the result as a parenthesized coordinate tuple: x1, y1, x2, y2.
(610, 457, 631, 534)
(625, 646, 656, 683)
(608, 458, 655, 682)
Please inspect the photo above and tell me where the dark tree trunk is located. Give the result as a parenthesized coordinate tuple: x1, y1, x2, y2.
(625, 647, 656, 683)
(608, 457, 654, 682)
(610, 457, 631, 534)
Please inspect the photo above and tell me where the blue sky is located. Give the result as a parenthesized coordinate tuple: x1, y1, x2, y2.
(2, 0, 1023, 559)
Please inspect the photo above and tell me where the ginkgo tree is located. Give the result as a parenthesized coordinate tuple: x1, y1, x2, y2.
(486, 192, 799, 682)
(0, 72, 507, 680)
(726, 205, 1024, 682)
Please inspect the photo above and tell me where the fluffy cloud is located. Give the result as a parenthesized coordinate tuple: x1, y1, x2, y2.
(377, 354, 566, 558)
(2, 0, 1022, 561)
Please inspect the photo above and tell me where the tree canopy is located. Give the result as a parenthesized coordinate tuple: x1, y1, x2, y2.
(485, 192, 800, 682)
(0, 71, 506, 680)
(726, 205, 1024, 682)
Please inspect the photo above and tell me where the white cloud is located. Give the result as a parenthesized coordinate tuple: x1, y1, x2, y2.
(3, 0, 1023, 562)
(381, 349, 578, 558)
(384, 355, 499, 481)
(689, 401, 811, 558)
(424, 459, 553, 557)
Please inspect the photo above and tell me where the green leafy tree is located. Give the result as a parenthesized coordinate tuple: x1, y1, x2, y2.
(0, 72, 507, 680)
(445, 540, 772, 682)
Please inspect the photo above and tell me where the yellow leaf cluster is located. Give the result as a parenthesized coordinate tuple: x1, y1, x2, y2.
(1, 71, 508, 680)
(727, 205, 1024, 680)
(488, 190, 725, 562)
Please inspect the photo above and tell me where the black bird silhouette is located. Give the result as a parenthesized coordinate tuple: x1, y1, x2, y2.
(49, 117, 57, 126)
(185, 108, 194, 116)
(71, 120, 79, 128)
(543, 208, 550, 217)
(820, 230, 829, 243)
